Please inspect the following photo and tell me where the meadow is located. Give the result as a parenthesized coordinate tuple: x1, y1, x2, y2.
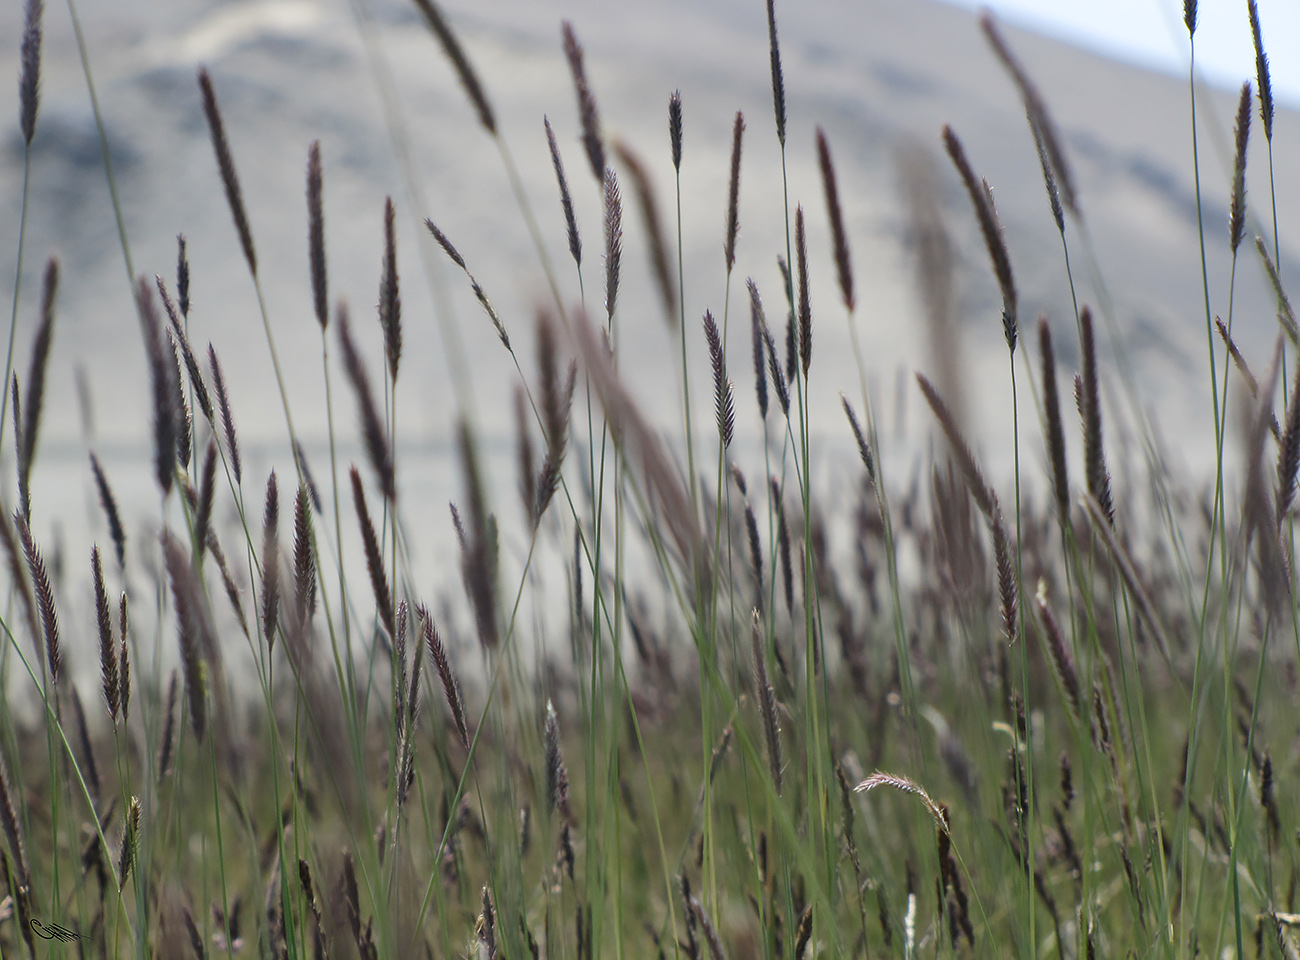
(0, 0, 1298, 958)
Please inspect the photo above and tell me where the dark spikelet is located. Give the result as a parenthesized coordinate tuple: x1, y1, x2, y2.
(765, 0, 786, 146)
(1230, 82, 1251, 253)
(544, 116, 581, 268)
(916, 373, 996, 519)
(479, 887, 498, 959)
(138, 278, 178, 495)
(307, 142, 328, 330)
(168, 331, 193, 469)
(1077, 307, 1114, 526)
(456, 421, 499, 649)
(1036, 581, 1080, 722)
(425, 218, 466, 270)
(514, 386, 537, 525)
(198, 69, 257, 275)
(156, 279, 213, 422)
(350, 466, 395, 641)
(747, 280, 769, 419)
(17, 512, 59, 683)
(771, 477, 794, 616)
(208, 345, 241, 485)
(724, 111, 745, 273)
(1184, 0, 1197, 37)
(194, 439, 218, 555)
(70, 688, 101, 803)
(118, 594, 130, 722)
(1248, 1, 1274, 141)
(394, 600, 409, 741)
(0, 751, 29, 890)
(89, 453, 126, 568)
(206, 531, 249, 639)
(0, 507, 40, 655)
(991, 504, 1017, 646)
(162, 531, 210, 740)
(11, 381, 26, 524)
(841, 396, 875, 482)
(410, 0, 496, 133)
(680, 875, 700, 960)
(669, 90, 683, 171)
(1255, 237, 1299, 345)
(176, 235, 190, 318)
(751, 610, 783, 793)
(1038, 318, 1070, 521)
(738, 482, 764, 611)
(1031, 124, 1065, 234)
(261, 472, 281, 649)
(19, 0, 42, 145)
(817, 128, 854, 311)
(92, 547, 118, 721)
(691, 897, 730, 960)
(183, 908, 204, 960)
(614, 140, 676, 319)
(1083, 497, 1174, 659)
(379, 197, 401, 381)
(703, 311, 734, 448)
(337, 304, 395, 501)
(421, 606, 468, 749)
(536, 313, 575, 523)
(604, 167, 623, 321)
(158, 670, 178, 780)
(794, 905, 813, 960)
(795, 206, 812, 377)
(763, 324, 790, 417)
(1276, 362, 1300, 521)
(562, 22, 605, 181)
(544, 698, 569, 816)
(942, 126, 1017, 345)
(293, 441, 323, 514)
(293, 485, 317, 626)
(20, 258, 57, 502)
(118, 796, 140, 890)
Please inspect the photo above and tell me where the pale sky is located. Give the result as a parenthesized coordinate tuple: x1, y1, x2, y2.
(950, 0, 1300, 107)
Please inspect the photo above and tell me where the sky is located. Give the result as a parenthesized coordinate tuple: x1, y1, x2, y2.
(951, 0, 1300, 108)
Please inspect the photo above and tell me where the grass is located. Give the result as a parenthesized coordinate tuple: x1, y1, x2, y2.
(1, 0, 1299, 958)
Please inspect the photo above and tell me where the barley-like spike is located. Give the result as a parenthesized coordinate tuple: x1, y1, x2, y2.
(118, 594, 130, 722)
(479, 887, 498, 959)
(379, 197, 401, 381)
(1248, 1, 1274, 141)
(337, 304, 395, 501)
(162, 531, 209, 740)
(425, 218, 466, 270)
(92, 547, 118, 721)
(1276, 362, 1300, 521)
(205, 531, 248, 639)
(544, 698, 569, 815)
(744, 498, 764, 615)
(156, 279, 214, 422)
(411, 0, 496, 133)
(1036, 580, 1080, 722)
(817, 128, 854, 311)
(1077, 307, 1114, 525)
(421, 606, 468, 749)
(703, 312, 734, 448)
(724, 111, 745, 273)
(1230, 83, 1252, 253)
(307, 142, 328, 330)
(855, 772, 949, 833)
(0, 751, 29, 891)
(536, 331, 575, 524)
(350, 466, 395, 641)
(751, 610, 783, 793)
(795, 206, 811, 377)
(544, 116, 581, 268)
(293, 485, 316, 626)
(841, 396, 875, 482)
(746, 280, 770, 419)
(784, 307, 797, 385)
(20, 259, 57, 499)
(1254, 238, 1298, 345)
(917, 372, 996, 518)
(89, 453, 127, 568)
(117, 796, 140, 890)
(19, 0, 42, 145)
(765, 0, 786, 146)
(763, 324, 789, 417)
(10, 381, 24, 524)
(680, 875, 700, 960)
(70, 688, 100, 803)
(562, 22, 605, 182)
(691, 897, 730, 960)
(17, 512, 59, 683)
(456, 421, 499, 650)
(208, 345, 241, 485)
(1037, 318, 1071, 520)
(168, 331, 193, 469)
(614, 140, 676, 320)
(198, 69, 257, 275)
(193, 439, 218, 556)
(394, 600, 409, 742)
(514, 386, 537, 526)
(138, 278, 178, 495)
(771, 477, 794, 616)
(991, 504, 1017, 646)
(669, 90, 683, 171)
(176, 234, 190, 318)
(1031, 124, 1065, 234)
(261, 472, 280, 650)
(1184, 0, 1197, 37)
(157, 670, 178, 780)
(604, 167, 623, 321)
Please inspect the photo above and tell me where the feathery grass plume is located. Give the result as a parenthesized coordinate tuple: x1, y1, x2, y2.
(795, 206, 812, 376)
(1037, 318, 1070, 520)
(991, 503, 1017, 644)
(137, 278, 178, 494)
(751, 610, 783, 793)
(118, 593, 130, 721)
(17, 512, 59, 683)
(0, 750, 30, 890)
(1077, 307, 1114, 525)
(1254, 237, 1299, 345)
(536, 314, 576, 524)
(307, 141, 328, 330)
(425, 219, 510, 349)
(562, 21, 605, 181)
(337, 304, 395, 501)
(198, 69, 256, 275)
(613, 139, 676, 319)
(176, 234, 190, 318)
(92, 547, 118, 720)
(703, 311, 735, 448)
(763, 324, 790, 417)
(841, 396, 875, 482)
(117, 796, 140, 890)
(724, 111, 745, 273)
(194, 438, 217, 555)
(411, 0, 496, 133)
(855, 772, 949, 833)
(157, 670, 178, 780)
(690, 898, 730, 960)
(292, 485, 316, 626)
(207, 344, 241, 485)
(422, 606, 467, 746)
(942, 126, 1017, 343)
(379, 197, 401, 380)
(765, 0, 786, 146)
(1081, 496, 1174, 661)
(1230, 82, 1252, 253)
(669, 90, 683, 171)
(350, 466, 395, 642)
(1031, 124, 1065, 234)
(747, 280, 769, 419)
(817, 128, 854, 311)
(604, 167, 623, 320)
(544, 698, 570, 817)
(168, 332, 193, 469)
(70, 688, 101, 803)
(19, 258, 57, 509)
(19, 0, 42, 145)
(1184, 0, 1197, 36)
(916, 373, 996, 518)
(544, 116, 581, 268)
(88, 453, 126, 568)
(514, 385, 537, 525)
(163, 531, 211, 739)
(980, 11, 1078, 217)
(1248, 1, 1274, 140)
(260, 472, 280, 649)
(770, 476, 794, 616)
(156, 279, 213, 423)
(1035, 580, 1080, 722)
